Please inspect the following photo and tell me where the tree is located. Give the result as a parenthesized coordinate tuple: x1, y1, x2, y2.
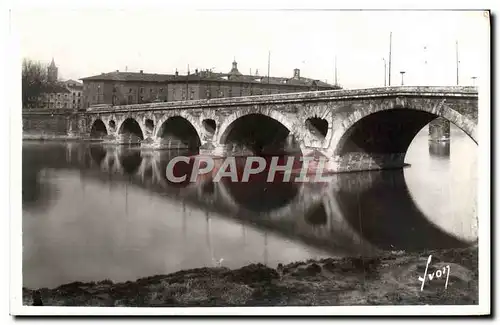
(22, 58, 48, 109)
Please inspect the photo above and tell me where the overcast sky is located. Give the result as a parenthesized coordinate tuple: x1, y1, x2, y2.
(12, 9, 488, 89)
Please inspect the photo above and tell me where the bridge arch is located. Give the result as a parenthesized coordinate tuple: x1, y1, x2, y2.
(217, 109, 301, 154)
(89, 119, 108, 138)
(117, 117, 145, 140)
(155, 115, 202, 149)
(328, 98, 477, 159)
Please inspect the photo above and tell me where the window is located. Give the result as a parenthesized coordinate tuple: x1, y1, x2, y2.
(78, 92, 81, 97)
(140, 87, 144, 93)
(160, 88, 164, 93)
(113, 86, 117, 92)
(190, 91, 194, 100)
(128, 95, 133, 103)
(150, 88, 153, 93)
(129, 88, 132, 93)
(228, 89, 232, 97)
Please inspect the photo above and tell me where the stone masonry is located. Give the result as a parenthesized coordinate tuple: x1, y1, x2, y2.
(23, 86, 478, 173)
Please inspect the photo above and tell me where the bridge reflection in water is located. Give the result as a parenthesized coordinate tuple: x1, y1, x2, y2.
(22, 133, 477, 289)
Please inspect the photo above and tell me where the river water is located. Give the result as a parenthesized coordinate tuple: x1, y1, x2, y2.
(22, 124, 478, 289)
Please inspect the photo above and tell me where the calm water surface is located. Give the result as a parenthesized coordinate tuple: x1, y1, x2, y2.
(22, 124, 477, 289)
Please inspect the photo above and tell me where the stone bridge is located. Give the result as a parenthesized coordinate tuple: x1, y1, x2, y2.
(82, 86, 478, 173)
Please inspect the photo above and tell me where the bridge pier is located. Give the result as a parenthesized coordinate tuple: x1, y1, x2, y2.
(429, 117, 450, 142)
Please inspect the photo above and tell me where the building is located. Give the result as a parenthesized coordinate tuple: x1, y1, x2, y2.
(62, 79, 84, 110)
(33, 59, 84, 110)
(80, 60, 341, 109)
(38, 83, 72, 109)
(47, 58, 58, 83)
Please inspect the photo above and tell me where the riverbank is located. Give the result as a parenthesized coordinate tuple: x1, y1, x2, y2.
(22, 245, 478, 307)
(23, 133, 93, 142)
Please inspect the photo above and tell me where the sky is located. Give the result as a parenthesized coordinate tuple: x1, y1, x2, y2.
(12, 8, 489, 89)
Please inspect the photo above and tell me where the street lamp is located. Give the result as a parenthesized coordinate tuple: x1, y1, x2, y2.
(400, 71, 406, 86)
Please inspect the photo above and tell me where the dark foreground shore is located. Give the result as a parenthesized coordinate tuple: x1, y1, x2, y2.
(23, 246, 478, 307)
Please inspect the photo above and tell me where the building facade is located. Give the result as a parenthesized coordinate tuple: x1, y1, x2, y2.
(63, 79, 84, 110)
(33, 59, 84, 110)
(80, 61, 341, 109)
(39, 84, 72, 109)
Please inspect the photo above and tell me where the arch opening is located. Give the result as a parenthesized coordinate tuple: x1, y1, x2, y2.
(305, 117, 328, 140)
(145, 119, 154, 136)
(202, 119, 217, 136)
(109, 120, 116, 133)
(90, 119, 107, 138)
(221, 113, 296, 155)
(157, 116, 201, 149)
(335, 109, 438, 156)
(118, 118, 144, 142)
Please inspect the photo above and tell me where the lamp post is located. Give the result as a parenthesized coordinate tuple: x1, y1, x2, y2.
(400, 71, 406, 86)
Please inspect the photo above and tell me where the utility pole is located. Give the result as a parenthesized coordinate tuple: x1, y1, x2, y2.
(388, 32, 392, 86)
(456, 40, 460, 85)
(400, 71, 406, 85)
(334, 55, 338, 86)
(186, 64, 189, 100)
(383, 58, 387, 86)
(267, 51, 271, 94)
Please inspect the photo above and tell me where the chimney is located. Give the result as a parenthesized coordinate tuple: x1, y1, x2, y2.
(293, 68, 300, 79)
(175, 69, 179, 76)
(195, 68, 199, 75)
(116, 70, 119, 72)
(139, 70, 143, 74)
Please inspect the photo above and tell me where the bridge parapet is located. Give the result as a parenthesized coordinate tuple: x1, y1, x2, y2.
(86, 86, 478, 114)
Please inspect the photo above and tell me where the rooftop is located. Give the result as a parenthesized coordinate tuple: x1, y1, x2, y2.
(41, 83, 71, 94)
(80, 61, 339, 88)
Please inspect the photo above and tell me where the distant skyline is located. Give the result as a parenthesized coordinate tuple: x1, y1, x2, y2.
(13, 9, 488, 89)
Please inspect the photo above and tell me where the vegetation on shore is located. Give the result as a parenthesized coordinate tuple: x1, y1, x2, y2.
(23, 246, 478, 307)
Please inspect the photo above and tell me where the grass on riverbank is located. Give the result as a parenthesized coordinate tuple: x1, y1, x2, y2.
(23, 246, 478, 307)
